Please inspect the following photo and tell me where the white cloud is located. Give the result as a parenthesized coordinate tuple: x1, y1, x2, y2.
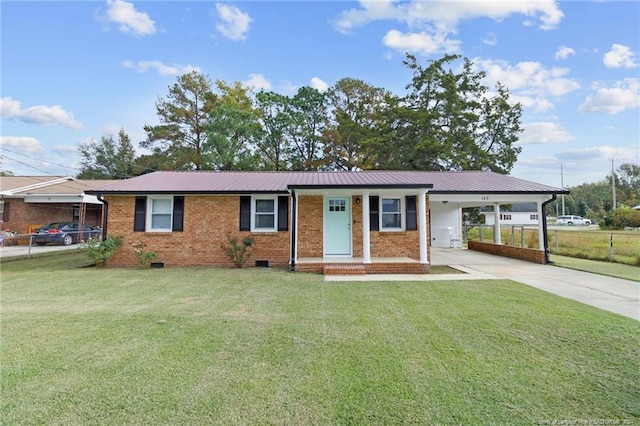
(0, 136, 44, 156)
(215, 3, 252, 41)
(281, 81, 298, 95)
(578, 78, 640, 115)
(105, 0, 156, 36)
(334, 0, 563, 33)
(335, 1, 562, 56)
(243, 73, 272, 91)
(482, 32, 497, 46)
(519, 122, 575, 145)
(603, 44, 638, 69)
(122, 60, 200, 76)
(475, 59, 580, 111)
(310, 77, 329, 92)
(383, 29, 461, 55)
(52, 145, 79, 155)
(554, 45, 575, 60)
(556, 146, 638, 163)
(510, 95, 554, 113)
(1, 97, 82, 130)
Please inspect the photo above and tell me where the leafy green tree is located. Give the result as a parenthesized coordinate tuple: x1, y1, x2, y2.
(615, 163, 640, 207)
(393, 54, 522, 173)
(286, 87, 328, 171)
(77, 129, 136, 179)
(255, 91, 293, 171)
(323, 78, 391, 170)
(141, 71, 217, 170)
(204, 81, 261, 170)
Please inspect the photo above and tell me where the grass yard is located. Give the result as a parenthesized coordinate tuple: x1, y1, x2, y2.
(467, 227, 640, 266)
(2, 251, 639, 424)
(551, 254, 640, 282)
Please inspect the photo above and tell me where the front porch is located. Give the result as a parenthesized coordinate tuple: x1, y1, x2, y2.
(293, 257, 430, 275)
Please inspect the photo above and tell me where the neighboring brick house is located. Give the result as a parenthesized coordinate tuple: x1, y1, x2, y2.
(0, 176, 114, 235)
(87, 170, 568, 272)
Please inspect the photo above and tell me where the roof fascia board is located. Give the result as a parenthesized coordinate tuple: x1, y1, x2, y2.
(430, 190, 569, 195)
(5, 177, 73, 195)
(87, 190, 291, 196)
(287, 184, 434, 190)
(24, 194, 103, 204)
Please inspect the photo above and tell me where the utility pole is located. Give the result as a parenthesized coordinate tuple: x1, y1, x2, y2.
(561, 164, 565, 215)
(612, 159, 617, 210)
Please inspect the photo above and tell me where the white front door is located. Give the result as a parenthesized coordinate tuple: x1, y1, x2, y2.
(324, 197, 351, 256)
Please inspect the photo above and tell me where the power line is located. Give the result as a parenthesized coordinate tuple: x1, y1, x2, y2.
(0, 154, 60, 175)
(1, 146, 81, 172)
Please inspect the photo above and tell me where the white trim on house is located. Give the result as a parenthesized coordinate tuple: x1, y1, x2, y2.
(251, 195, 278, 232)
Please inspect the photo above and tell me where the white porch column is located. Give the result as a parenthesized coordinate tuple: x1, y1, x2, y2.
(362, 191, 371, 264)
(293, 191, 299, 262)
(418, 189, 428, 264)
(493, 204, 502, 244)
(537, 200, 545, 250)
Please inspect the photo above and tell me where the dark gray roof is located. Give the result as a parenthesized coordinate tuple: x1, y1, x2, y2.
(86, 170, 568, 195)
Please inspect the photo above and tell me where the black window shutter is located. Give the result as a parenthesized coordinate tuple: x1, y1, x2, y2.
(2, 202, 10, 222)
(278, 196, 289, 231)
(134, 196, 146, 232)
(406, 196, 417, 231)
(369, 196, 379, 231)
(239, 196, 251, 231)
(172, 196, 184, 232)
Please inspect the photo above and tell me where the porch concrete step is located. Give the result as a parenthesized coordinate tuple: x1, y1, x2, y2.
(323, 264, 366, 275)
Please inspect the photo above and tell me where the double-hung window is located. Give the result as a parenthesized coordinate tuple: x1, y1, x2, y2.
(253, 197, 276, 232)
(148, 197, 173, 231)
(381, 198, 402, 230)
(134, 196, 183, 233)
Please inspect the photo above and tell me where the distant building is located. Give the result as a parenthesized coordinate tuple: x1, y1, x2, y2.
(481, 203, 540, 225)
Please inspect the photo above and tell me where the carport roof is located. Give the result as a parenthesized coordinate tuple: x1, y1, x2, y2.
(86, 170, 568, 195)
(0, 176, 117, 196)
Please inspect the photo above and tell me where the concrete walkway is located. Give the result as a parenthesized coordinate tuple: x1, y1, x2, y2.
(326, 248, 640, 321)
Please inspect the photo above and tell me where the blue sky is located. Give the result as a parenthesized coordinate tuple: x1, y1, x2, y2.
(1, 0, 638, 188)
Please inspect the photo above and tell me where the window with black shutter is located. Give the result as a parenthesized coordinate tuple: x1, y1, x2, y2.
(239, 196, 251, 231)
(369, 196, 379, 231)
(406, 196, 417, 231)
(277, 196, 289, 231)
(134, 196, 146, 232)
(172, 196, 184, 232)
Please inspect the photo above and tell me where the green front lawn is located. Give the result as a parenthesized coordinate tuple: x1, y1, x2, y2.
(2, 252, 638, 424)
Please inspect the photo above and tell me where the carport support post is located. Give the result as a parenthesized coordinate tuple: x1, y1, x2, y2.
(419, 189, 428, 264)
(493, 204, 502, 245)
(537, 201, 545, 250)
(362, 191, 371, 264)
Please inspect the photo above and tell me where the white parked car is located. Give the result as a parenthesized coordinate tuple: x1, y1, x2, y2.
(557, 215, 591, 226)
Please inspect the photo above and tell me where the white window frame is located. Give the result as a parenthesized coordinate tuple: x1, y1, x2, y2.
(380, 196, 404, 231)
(251, 196, 277, 232)
(146, 196, 173, 232)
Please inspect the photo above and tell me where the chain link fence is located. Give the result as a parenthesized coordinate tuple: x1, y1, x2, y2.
(464, 225, 640, 266)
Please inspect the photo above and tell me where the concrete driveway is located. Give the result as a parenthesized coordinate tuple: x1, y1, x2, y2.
(435, 248, 639, 320)
(0, 243, 82, 259)
(328, 248, 639, 321)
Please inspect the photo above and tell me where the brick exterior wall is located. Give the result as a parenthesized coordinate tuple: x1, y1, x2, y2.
(296, 195, 323, 258)
(296, 194, 430, 262)
(1, 198, 102, 235)
(103, 193, 432, 270)
(104, 195, 290, 268)
(468, 240, 547, 264)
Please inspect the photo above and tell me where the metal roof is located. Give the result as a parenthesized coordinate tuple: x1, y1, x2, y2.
(1, 176, 117, 196)
(86, 170, 568, 195)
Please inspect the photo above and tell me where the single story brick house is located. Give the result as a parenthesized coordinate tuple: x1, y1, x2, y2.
(0, 176, 113, 235)
(87, 170, 568, 273)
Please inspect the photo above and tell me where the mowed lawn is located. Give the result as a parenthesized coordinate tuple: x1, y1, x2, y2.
(2, 252, 638, 424)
